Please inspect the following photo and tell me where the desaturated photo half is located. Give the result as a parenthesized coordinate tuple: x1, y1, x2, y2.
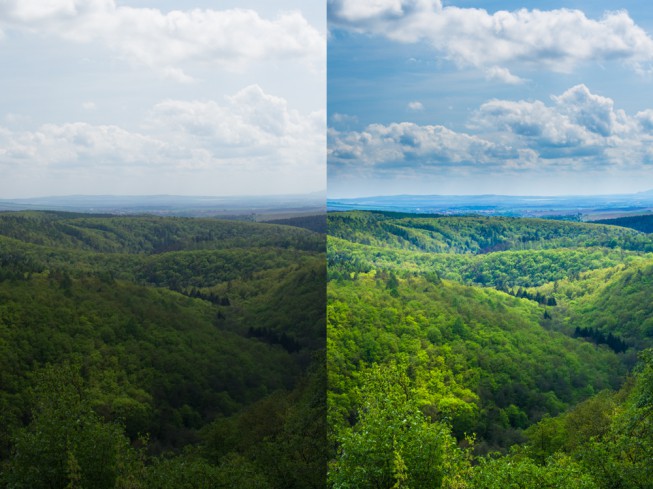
(327, 1, 653, 487)
(0, 1, 326, 487)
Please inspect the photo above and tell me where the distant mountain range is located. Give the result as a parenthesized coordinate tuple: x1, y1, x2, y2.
(0, 192, 326, 219)
(327, 191, 653, 220)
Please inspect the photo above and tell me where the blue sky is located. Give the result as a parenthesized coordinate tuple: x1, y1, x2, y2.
(0, 1, 325, 198)
(328, 1, 653, 197)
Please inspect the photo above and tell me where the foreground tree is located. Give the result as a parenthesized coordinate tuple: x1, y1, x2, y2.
(3, 363, 142, 489)
(329, 362, 468, 489)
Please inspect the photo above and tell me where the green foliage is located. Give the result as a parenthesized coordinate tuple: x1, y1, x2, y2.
(202, 363, 326, 489)
(510, 349, 653, 489)
(327, 210, 653, 488)
(328, 273, 624, 452)
(329, 363, 466, 489)
(594, 214, 653, 234)
(469, 453, 598, 489)
(328, 236, 648, 288)
(3, 363, 142, 489)
(328, 212, 652, 254)
(264, 214, 327, 234)
(0, 211, 322, 254)
(143, 451, 269, 489)
(565, 261, 653, 349)
(0, 211, 326, 488)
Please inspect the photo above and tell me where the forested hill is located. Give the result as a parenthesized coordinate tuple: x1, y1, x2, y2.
(328, 210, 653, 488)
(328, 211, 652, 253)
(593, 213, 653, 233)
(264, 213, 327, 234)
(0, 211, 325, 488)
(0, 210, 322, 253)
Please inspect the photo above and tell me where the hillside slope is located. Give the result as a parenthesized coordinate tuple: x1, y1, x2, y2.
(0, 211, 326, 487)
(328, 210, 653, 487)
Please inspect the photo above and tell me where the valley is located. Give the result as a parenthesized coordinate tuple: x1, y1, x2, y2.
(328, 210, 653, 488)
(0, 210, 326, 488)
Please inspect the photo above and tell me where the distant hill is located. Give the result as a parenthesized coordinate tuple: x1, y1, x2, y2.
(264, 214, 327, 233)
(0, 193, 326, 218)
(328, 211, 652, 254)
(328, 191, 653, 219)
(593, 214, 653, 233)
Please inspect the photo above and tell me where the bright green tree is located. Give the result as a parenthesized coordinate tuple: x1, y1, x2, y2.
(329, 362, 467, 489)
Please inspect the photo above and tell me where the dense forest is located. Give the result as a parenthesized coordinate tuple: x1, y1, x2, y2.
(0, 211, 325, 488)
(593, 213, 653, 234)
(328, 211, 653, 488)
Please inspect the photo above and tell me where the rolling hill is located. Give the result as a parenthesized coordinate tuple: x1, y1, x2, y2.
(327, 210, 653, 488)
(0, 210, 325, 488)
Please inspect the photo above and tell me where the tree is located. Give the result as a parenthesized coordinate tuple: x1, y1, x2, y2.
(3, 363, 142, 489)
(329, 362, 467, 489)
(469, 453, 597, 489)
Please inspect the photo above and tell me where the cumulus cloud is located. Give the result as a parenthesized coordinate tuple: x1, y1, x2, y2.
(329, 121, 518, 173)
(145, 85, 325, 166)
(407, 101, 424, 111)
(636, 109, 653, 132)
(329, 84, 653, 177)
(0, 85, 325, 180)
(470, 84, 639, 159)
(552, 84, 631, 137)
(472, 98, 597, 152)
(334, 0, 408, 22)
(0, 122, 165, 172)
(331, 113, 359, 125)
(328, 1, 653, 80)
(0, 0, 325, 80)
(485, 66, 525, 85)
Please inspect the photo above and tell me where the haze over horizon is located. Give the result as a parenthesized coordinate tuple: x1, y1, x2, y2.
(328, 188, 653, 200)
(1, 190, 327, 200)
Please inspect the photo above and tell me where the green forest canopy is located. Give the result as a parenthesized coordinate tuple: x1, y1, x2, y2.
(0, 211, 326, 488)
(328, 211, 653, 488)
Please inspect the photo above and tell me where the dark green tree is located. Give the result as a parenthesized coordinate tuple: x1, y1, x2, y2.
(3, 363, 142, 489)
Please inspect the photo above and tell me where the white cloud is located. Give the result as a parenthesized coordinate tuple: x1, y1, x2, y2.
(407, 101, 424, 111)
(636, 109, 653, 131)
(0, 122, 164, 169)
(551, 84, 631, 137)
(82, 101, 96, 110)
(471, 85, 638, 155)
(331, 112, 359, 124)
(328, 121, 516, 172)
(329, 85, 653, 177)
(0, 85, 325, 184)
(0, 1, 325, 80)
(335, 0, 407, 22)
(471, 97, 599, 151)
(328, 2, 653, 80)
(484, 66, 525, 85)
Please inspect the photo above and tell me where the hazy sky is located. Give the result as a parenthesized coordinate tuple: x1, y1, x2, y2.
(0, 0, 325, 198)
(328, 1, 653, 197)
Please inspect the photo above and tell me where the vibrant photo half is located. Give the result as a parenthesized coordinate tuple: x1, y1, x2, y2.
(327, 1, 653, 487)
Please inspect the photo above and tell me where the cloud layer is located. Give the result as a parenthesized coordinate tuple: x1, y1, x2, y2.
(0, 0, 325, 80)
(329, 84, 653, 177)
(328, 1, 653, 78)
(0, 85, 325, 194)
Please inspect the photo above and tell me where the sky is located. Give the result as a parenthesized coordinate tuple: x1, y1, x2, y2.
(0, 0, 325, 198)
(327, 0, 653, 197)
